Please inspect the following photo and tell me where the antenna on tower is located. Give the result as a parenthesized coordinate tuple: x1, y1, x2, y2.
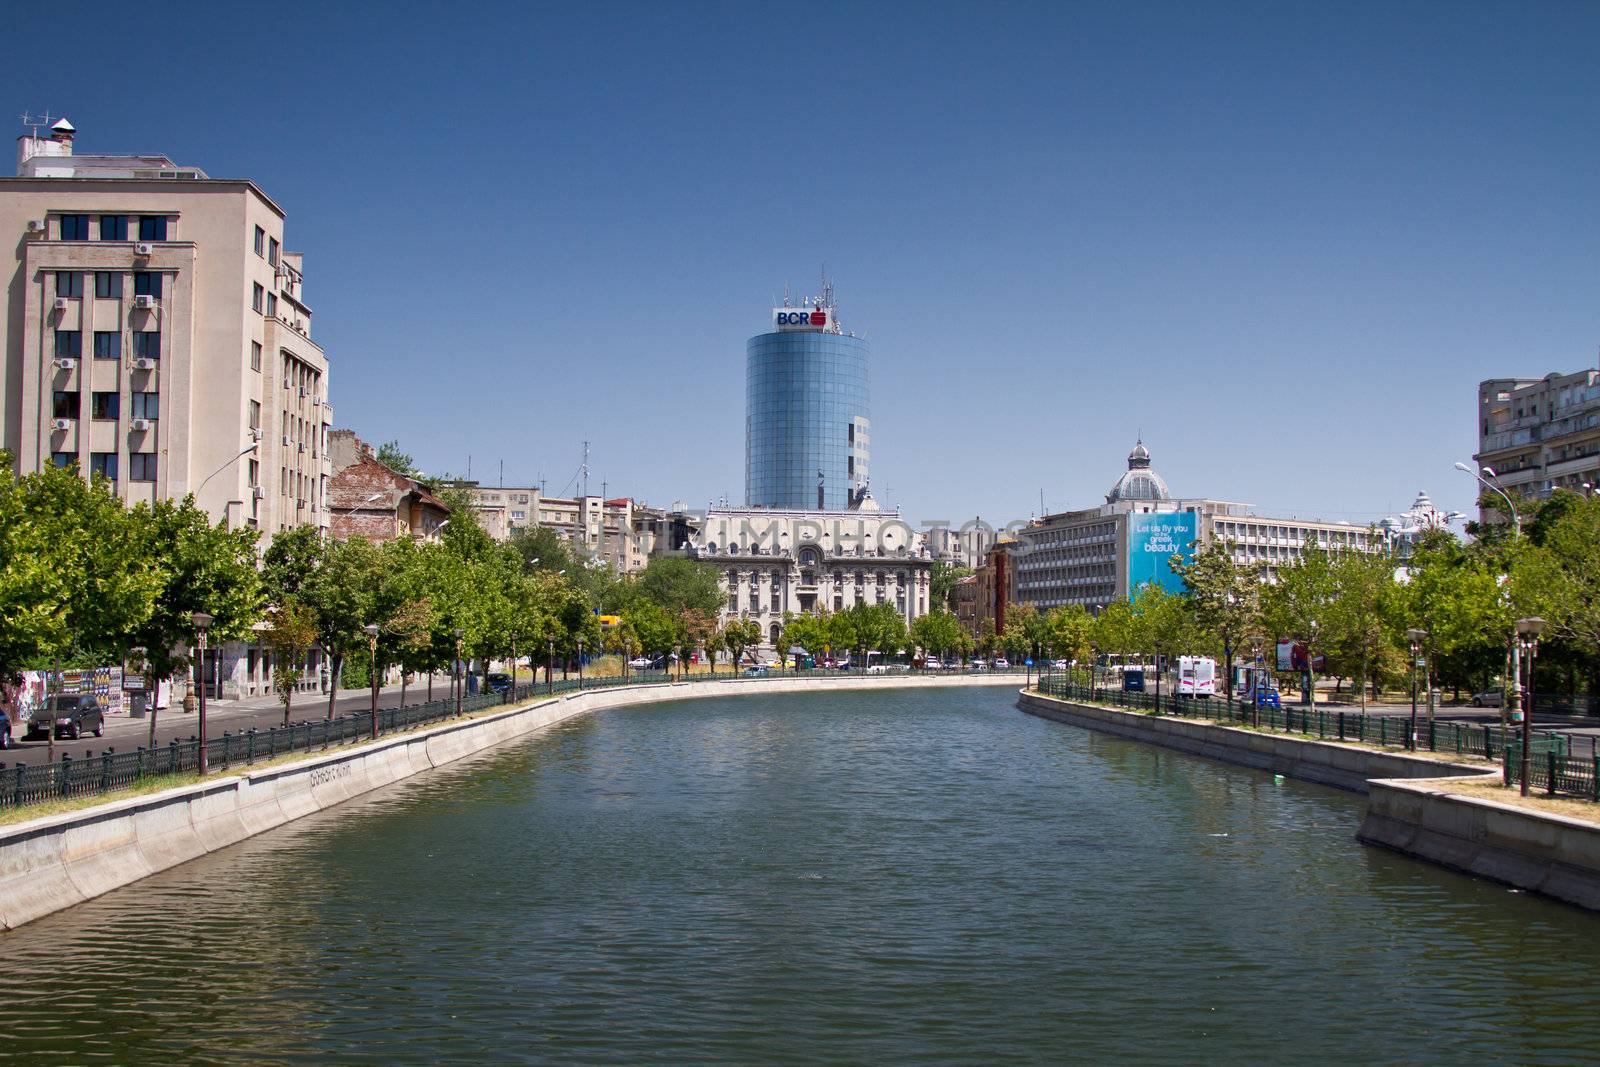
(20, 111, 54, 140)
(580, 440, 590, 498)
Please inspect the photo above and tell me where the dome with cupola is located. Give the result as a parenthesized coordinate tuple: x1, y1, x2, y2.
(1106, 438, 1172, 503)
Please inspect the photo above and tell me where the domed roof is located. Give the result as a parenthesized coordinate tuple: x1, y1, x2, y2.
(1107, 438, 1172, 503)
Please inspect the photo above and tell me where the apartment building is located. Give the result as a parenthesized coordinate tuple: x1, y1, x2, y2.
(1009, 441, 1389, 614)
(1, 119, 331, 538)
(461, 483, 690, 572)
(1475, 366, 1600, 522)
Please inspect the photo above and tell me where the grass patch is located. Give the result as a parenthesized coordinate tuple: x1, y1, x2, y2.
(1439, 779, 1600, 823)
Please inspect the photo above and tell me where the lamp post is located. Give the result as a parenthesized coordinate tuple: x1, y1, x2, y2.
(1153, 644, 1161, 715)
(1305, 619, 1319, 709)
(547, 638, 555, 695)
(1406, 628, 1427, 751)
(1516, 617, 1545, 796)
(1250, 635, 1264, 727)
(674, 643, 683, 683)
(1090, 645, 1099, 700)
(508, 636, 518, 703)
(1454, 461, 1521, 537)
(191, 612, 213, 774)
(363, 624, 380, 739)
(576, 637, 585, 689)
(453, 628, 464, 716)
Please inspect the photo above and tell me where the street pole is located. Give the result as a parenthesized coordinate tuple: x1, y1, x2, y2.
(192, 613, 213, 775)
(453, 628, 464, 716)
(509, 637, 517, 702)
(1424, 635, 1436, 748)
(364, 624, 380, 739)
(1406, 629, 1426, 751)
(1516, 618, 1545, 797)
(577, 638, 585, 690)
(547, 639, 555, 695)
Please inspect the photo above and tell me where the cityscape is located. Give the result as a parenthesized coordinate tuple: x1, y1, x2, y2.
(3, 4, 1600, 1063)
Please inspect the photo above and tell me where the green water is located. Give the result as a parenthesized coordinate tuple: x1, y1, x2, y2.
(1, 686, 1596, 1064)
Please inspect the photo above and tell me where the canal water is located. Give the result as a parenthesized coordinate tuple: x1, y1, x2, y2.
(2, 686, 1598, 1064)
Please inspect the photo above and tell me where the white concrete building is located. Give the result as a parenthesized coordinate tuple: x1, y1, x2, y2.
(462, 483, 694, 573)
(1475, 366, 1600, 523)
(689, 497, 934, 651)
(1, 118, 332, 539)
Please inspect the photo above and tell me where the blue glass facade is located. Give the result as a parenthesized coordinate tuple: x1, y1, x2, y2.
(745, 330, 870, 510)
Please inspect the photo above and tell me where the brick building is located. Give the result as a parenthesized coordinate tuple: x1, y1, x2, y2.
(328, 430, 449, 541)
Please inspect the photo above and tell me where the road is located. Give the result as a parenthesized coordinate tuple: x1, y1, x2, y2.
(2, 674, 492, 764)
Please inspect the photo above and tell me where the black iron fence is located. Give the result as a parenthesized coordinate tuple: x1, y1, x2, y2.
(0, 664, 1028, 813)
(1034, 675, 1574, 768)
(1505, 743, 1600, 801)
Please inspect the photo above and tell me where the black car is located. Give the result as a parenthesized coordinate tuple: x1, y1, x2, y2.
(485, 672, 513, 695)
(24, 694, 106, 741)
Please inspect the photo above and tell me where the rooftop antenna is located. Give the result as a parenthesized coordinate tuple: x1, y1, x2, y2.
(580, 440, 590, 498)
(783, 282, 792, 308)
(499, 459, 503, 488)
(20, 111, 55, 140)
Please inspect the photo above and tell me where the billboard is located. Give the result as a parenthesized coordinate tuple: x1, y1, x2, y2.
(773, 307, 832, 332)
(1126, 512, 1198, 595)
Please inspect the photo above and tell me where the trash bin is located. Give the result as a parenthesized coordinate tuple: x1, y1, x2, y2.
(128, 692, 149, 719)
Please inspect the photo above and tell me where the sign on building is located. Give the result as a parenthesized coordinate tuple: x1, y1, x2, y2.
(1126, 513, 1198, 595)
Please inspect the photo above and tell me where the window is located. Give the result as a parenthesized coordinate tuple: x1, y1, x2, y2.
(130, 392, 158, 420)
(95, 272, 123, 298)
(247, 459, 259, 487)
(130, 453, 157, 482)
(100, 215, 128, 241)
(94, 332, 121, 359)
(91, 392, 120, 420)
(248, 400, 261, 430)
(59, 215, 90, 241)
(265, 292, 277, 317)
(250, 341, 262, 371)
(51, 452, 74, 469)
(268, 237, 279, 266)
(133, 331, 161, 359)
(133, 272, 163, 298)
(55, 271, 83, 297)
(55, 330, 82, 358)
(254, 226, 265, 256)
(53, 391, 80, 418)
(89, 452, 118, 482)
(252, 283, 264, 312)
(137, 216, 168, 241)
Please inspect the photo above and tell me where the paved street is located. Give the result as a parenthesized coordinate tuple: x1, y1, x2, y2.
(2, 673, 501, 764)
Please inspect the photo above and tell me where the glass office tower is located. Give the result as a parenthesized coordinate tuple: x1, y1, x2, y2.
(745, 326, 870, 510)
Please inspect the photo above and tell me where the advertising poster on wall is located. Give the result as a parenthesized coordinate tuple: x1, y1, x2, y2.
(1125, 513, 1198, 595)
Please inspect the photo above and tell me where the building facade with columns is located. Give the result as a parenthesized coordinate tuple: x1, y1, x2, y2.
(688, 499, 933, 651)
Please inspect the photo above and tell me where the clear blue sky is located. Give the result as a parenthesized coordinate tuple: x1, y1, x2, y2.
(15, 2, 1600, 528)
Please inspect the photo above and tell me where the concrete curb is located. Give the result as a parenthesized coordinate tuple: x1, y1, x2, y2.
(0, 673, 1018, 930)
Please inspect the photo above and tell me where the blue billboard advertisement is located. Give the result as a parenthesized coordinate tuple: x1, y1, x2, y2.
(1126, 512, 1198, 595)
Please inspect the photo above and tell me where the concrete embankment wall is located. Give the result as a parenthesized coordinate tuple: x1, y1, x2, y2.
(1358, 781, 1600, 911)
(1016, 690, 1487, 793)
(0, 674, 1018, 931)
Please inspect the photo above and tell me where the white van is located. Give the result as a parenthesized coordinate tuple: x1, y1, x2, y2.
(1178, 656, 1216, 697)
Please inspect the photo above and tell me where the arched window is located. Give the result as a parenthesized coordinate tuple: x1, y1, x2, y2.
(769, 622, 781, 645)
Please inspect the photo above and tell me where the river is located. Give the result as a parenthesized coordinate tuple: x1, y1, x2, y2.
(1, 685, 1597, 1064)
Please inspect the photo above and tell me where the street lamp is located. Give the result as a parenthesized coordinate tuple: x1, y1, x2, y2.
(1515, 617, 1545, 796)
(1454, 461, 1520, 537)
(453, 628, 465, 716)
(576, 637, 585, 689)
(191, 612, 213, 774)
(363, 624, 380, 739)
(1249, 634, 1264, 727)
(1406, 628, 1428, 751)
(1305, 619, 1319, 709)
(547, 637, 555, 695)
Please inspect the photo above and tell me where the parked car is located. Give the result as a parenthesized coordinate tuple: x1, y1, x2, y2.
(25, 694, 105, 740)
(969, 660, 988, 671)
(628, 657, 655, 669)
(1470, 687, 1504, 708)
(866, 664, 890, 674)
(1051, 659, 1071, 671)
(485, 672, 512, 695)
(994, 658, 1011, 670)
(743, 665, 769, 677)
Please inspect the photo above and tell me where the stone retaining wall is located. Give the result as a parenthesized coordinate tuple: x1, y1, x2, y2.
(0, 674, 1018, 930)
(1016, 690, 1486, 793)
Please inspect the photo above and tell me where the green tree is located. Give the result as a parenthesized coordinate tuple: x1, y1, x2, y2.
(262, 597, 319, 725)
(910, 610, 962, 661)
(1173, 537, 1260, 701)
(625, 600, 678, 656)
(930, 562, 972, 613)
(635, 557, 723, 618)
(506, 525, 575, 576)
(1045, 605, 1093, 666)
(1515, 493, 1600, 711)
(720, 616, 762, 670)
(375, 440, 418, 477)
(1323, 542, 1398, 708)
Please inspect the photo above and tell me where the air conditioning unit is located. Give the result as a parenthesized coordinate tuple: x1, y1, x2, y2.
(131, 418, 152, 431)
(53, 297, 69, 311)
(133, 358, 157, 371)
(133, 295, 156, 309)
(298, 386, 306, 398)
(252, 486, 267, 500)
(53, 357, 76, 371)
(51, 418, 73, 431)
(134, 243, 154, 256)
(27, 219, 45, 234)
(250, 427, 263, 442)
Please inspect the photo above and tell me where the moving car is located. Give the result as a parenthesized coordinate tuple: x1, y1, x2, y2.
(743, 665, 769, 677)
(628, 657, 656, 669)
(25, 694, 106, 740)
(485, 672, 512, 695)
(994, 658, 1011, 670)
(1470, 687, 1504, 708)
